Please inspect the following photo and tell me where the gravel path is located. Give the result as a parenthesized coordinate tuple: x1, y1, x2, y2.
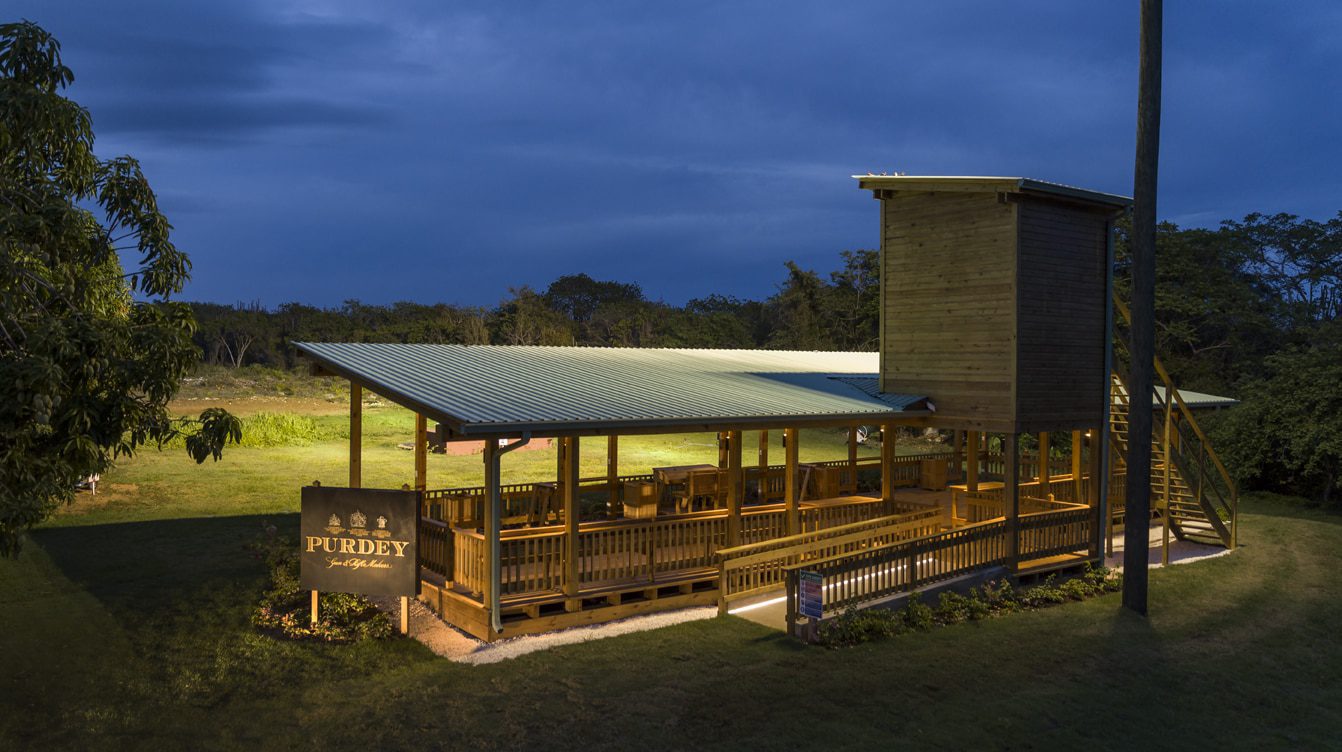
(372, 596, 716, 664)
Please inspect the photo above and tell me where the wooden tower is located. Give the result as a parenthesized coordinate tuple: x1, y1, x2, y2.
(856, 176, 1130, 434)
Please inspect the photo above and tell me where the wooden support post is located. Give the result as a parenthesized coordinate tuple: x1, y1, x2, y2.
(757, 430, 769, 502)
(966, 430, 980, 492)
(606, 435, 619, 515)
(784, 428, 799, 535)
(1162, 401, 1172, 566)
(561, 437, 580, 611)
(482, 438, 498, 631)
(1071, 430, 1084, 504)
(349, 382, 362, 489)
(400, 596, 409, 635)
(951, 430, 964, 481)
(847, 426, 858, 491)
(414, 413, 427, 492)
(311, 589, 318, 625)
(881, 422, 896, 511)
(1038, 432, 1050, 487)
(726, 430, 743, 547)
(1005, 433, 1020, 571)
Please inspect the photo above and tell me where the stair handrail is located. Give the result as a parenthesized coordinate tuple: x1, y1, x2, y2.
(1112, 295, 1238, 537)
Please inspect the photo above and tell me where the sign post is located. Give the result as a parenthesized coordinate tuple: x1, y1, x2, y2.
(300, 485, 419, 634)
(797, 569, 823, 642)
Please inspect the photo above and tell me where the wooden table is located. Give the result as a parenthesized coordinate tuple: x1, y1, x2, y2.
(652, 464, 717, 485)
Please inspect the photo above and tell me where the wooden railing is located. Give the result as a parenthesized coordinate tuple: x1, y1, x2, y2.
(1112, 295, 1238, 547)
(419, 518, 453, 581)
(423, 473, 656, 528)
(717, 506, 945, 610)
(790, 519, 1009, 618)
(446, 497, 906, 601)
(1018, 507, 1093, 560)
(954, 475, 1090, 523)
(784, 506, 1093, 622)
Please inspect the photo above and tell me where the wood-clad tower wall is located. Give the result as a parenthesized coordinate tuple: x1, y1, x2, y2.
(872, 179, 1122, 435)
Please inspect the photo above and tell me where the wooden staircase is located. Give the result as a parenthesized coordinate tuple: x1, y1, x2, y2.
(1109, 298, 1238, 549)
(1109, 372, 1233, 546)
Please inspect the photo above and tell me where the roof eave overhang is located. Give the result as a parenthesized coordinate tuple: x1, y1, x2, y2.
(853, 175, 1132, 213)
(446, 408, 934, 440)
(295, 343, 470, 435)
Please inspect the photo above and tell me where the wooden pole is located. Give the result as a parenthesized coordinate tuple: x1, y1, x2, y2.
(606, 435, 619, 515)
(784, 428, 800, 535)
(726, 430, 743, 547)
(349, 382, 362, 489)
(414, 413, 427, 492)
(311, 589, 318, 625)
(966, 430, 980, 492)
(400, 596, 409, 635)
(561, 437, 580, 611)
(1005, 433, 1020, 571)
(758, 430, 769, 501)
(1124, 0, 1162, 616)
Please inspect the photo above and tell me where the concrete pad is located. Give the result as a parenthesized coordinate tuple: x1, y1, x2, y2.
(1104, 521, 1231, 570)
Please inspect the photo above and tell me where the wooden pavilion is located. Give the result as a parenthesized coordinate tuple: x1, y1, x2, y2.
(296, 176, 1239, 641)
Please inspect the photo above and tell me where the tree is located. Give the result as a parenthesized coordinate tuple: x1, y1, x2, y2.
(0, 21, 239, 555)
(1211, 344, 1342, 505)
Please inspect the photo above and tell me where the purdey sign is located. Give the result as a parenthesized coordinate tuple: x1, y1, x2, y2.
(300, 486, 419, 597)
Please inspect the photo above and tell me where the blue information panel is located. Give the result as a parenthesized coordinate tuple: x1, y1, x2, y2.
(798, 570, 823, 620)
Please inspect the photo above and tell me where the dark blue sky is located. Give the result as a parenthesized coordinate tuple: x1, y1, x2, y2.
(15, 2, 1342, 307)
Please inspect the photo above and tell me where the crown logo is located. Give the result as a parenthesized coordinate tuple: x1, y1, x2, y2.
(376, 515, 388, 530)
(328, 513, 341, 527)
(350, 510, 367, 528)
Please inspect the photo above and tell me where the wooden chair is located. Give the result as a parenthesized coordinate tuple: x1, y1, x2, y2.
(670, 469, 723, 513)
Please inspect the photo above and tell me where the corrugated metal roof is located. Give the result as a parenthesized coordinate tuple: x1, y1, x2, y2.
(294, 343, 929, 436)
(853, 175, 1133, 208)
(1157, 387, 1238, 409)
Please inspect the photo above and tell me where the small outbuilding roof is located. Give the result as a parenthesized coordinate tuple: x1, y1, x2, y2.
(853, 175, 1133, 208)
(294, 343, 931, 438)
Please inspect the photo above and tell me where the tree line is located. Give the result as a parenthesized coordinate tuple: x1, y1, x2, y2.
(191, 250, 881, 368)
(190, 212, 1342, 504)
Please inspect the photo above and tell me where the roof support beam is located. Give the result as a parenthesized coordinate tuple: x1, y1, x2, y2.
(561, 437, 581, 612)
(784, 428, 800, 536)
(606, 435, 619, 516)
(349, 383, 362, 489)
(725, 431, 744, 548)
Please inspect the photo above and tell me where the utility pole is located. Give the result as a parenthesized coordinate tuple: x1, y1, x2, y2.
(1124, 0, 1162, 616)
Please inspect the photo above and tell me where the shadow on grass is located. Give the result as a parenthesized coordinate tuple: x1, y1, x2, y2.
(30, 512, 300, 616)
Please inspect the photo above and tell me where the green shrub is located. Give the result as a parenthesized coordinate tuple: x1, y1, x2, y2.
(901, 592, 937, 631)
(249, 524, 393, 642)
(936, 591, 974, 625)
(817, 566, 1123, 648)
(818, 607, 904, 646)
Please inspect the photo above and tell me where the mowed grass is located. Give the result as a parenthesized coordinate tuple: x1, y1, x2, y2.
(4, 393, 1341, 749)
(51, 398, 917, 527)
(5, 494, 1341, 749)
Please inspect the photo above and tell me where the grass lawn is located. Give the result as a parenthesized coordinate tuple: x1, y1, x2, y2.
(4, 392, 1341, 749)
(52, 397, 929, 528)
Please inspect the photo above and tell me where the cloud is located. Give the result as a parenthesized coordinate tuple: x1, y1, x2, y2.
(8, 0, 1341, 307)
